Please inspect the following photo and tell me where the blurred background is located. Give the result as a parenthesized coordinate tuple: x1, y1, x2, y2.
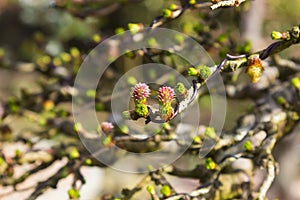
(0, 0, 300, 199)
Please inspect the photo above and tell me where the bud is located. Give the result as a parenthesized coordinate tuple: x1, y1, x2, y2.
(271, 31, 283, 40)
(146, 185, 156, 195)
(160, 185, 171, 197)
(127, 76, 138, 86)
(189, 0, 196, 5)
(289, 112, 299, 121)
(100, 122, 114, 134)
(197, 65, 212, 81)
(168, 4, 180, 11)
(128, 23, 143, 34)
(43, 99, 54, 111)
(15, 149, 22, 158)
(291, 26, 300, 39)
(276, 96, 289, 107)
(162, 122, 171, 130)
(69, 148, 80, 159)
(174, 34, 184, 45)
(193, 135, 201, 144)
(73, 122, 83, 132)
(162, 9, 172, 18)
(53, 57, 62, 66)
(124, 49, 136, 59)
(68, 188, 80, 199)
(205, 157, 216, 170)
(205, 127, 216, 139)
(147, 37, 157, 48)
(60, 52, 71, 63)
(70, 47, 80, 58)
(92, 34, 101, 43)
(122, 110, 131, 120)
(187, 67, 199, 76)
(131, 82, 150, 103)
(83, 158, 92, 166)
(157, 86, 175, 121)
(120, 124, 129, 134)
(157, 86, 175, 106)
(102, 135, 112, 146)
(131, 83, 151, 118)
(243, 140, 253, 152)
(85, 89, 96, 98)
(246, 55, 264, 83)
(174, 82, 187, 98)
(291, 77, 300, 90)
(115, 27, 125, 35)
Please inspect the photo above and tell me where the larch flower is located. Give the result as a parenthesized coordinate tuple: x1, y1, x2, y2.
(157, 86, 175, 121)
(157, 86, 175, 106)
(131, 82, 150, 103)
(131, 82, 150, 118)
(101, 122, 114, 134)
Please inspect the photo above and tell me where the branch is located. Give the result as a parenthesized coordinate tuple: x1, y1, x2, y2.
(27, 160, 82, 200)
(149, 0, 248, 28)
(125, 25, 300, 124)
(210, 0, 247, 10)
(255, 155, 276, 200)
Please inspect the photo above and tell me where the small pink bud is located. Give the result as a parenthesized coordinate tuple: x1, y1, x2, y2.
(157, 86, 175, 105)
(101, 122, 114, 134)
(131, 82, 150, 102)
